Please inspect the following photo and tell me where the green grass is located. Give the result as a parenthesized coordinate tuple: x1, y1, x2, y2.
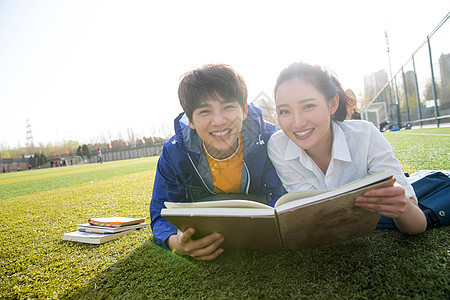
(0, 159, 158, 200)
(1, 132, 449, 299)
(383, 127, 450, 172)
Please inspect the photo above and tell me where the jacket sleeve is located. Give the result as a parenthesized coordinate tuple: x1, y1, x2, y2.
(150, 145, 185, 250)
(261, 122, 287, 206)
(263, 157, 287, 207)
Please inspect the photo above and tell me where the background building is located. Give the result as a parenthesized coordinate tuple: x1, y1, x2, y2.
(363, 70, 389, 101)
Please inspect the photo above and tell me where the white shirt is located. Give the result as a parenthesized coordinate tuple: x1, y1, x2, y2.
(268, 120, 416, 200)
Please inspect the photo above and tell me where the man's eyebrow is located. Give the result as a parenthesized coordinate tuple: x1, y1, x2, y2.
(197, 102, 212, 108)
(220, 99, 238, 104)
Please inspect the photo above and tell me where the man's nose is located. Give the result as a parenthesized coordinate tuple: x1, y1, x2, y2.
(211, 111, 226, 125)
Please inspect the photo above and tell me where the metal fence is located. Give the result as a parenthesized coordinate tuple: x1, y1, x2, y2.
(362, 12, 450, 129)
(84, 145, 163, 163)
(0, 145, 164, 173)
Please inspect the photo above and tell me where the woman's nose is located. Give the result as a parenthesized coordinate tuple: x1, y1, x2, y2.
(293, 112, 306, 128)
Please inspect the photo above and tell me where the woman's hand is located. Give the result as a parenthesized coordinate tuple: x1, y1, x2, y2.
(167, 228, 224, 261)
(355, 185, 408, 218)
(355, 185, 427, 235)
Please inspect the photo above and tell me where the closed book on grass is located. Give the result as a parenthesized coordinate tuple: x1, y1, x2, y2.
(162, 170, 395, 250)
(77, 222, 149, 234)
(62, 229, 135, 244)
(88, 217, 145, 228)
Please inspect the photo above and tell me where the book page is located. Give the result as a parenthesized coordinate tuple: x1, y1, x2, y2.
(275, 170, 394, 213)
(88, 217, 143, 223)
(164, 199, 271, 209)
(274, 191, 325, 208)
(162, 207, 274, 217)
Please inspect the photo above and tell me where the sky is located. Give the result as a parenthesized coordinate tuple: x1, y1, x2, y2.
(0, 0, 449, 148)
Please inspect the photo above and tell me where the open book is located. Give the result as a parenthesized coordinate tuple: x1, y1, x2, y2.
(161, 170, 395, 250)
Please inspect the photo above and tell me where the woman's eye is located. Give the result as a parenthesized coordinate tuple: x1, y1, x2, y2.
(304, 104, 315, 110)
(278, 110, 289, 115)
(199, 109, 210, 115)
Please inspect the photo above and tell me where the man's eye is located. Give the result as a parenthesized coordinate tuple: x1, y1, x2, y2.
(304, 104, 315, 110)
(199, 110, 210, 115)
(224, 104, 237, 110)
(278, 110, 289, 115)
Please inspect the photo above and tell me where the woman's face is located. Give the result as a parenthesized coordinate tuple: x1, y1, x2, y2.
(275, 78, 338, 154)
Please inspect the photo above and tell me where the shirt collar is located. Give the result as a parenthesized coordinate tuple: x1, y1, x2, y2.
(331, 121, 352, 162)
(284, 138, 303, 161)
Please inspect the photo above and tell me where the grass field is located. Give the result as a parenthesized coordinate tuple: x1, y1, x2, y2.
(0, 128, 449, 299)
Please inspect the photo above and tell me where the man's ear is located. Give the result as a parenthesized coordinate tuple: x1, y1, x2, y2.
(188, 119, 196, 130)
(329, 94, 339, 115)
(243, 103, 248, 119)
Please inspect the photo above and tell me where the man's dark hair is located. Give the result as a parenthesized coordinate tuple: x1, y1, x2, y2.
(178, 64, 248, 121)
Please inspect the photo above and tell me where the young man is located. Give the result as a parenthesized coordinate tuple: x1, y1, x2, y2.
(150, 64, 285, 261)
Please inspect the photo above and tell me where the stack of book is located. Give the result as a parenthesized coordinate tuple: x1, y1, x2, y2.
(62, 217, 148, 244)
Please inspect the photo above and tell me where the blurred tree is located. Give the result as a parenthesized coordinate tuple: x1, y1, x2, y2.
(82, 144, 90, 158)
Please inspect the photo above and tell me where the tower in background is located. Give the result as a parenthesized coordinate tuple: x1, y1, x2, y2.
(26, 119, 34, 148)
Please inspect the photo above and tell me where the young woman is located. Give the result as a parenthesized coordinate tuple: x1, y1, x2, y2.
(268, 62, 426, 235)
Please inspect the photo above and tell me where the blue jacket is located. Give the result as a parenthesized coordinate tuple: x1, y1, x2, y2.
(150, 104, 286, 249)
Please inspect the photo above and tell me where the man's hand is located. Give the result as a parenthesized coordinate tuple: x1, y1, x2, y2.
(167, 228, 224, 261)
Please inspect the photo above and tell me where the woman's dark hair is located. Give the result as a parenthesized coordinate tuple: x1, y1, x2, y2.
(273, 62, 351, 121)
(178, 64, 248, 121)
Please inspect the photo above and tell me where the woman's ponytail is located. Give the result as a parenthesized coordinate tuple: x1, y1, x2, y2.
(330, 75, 351, 122)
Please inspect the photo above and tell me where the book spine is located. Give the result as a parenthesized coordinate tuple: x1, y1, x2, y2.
(78, 228, 108, 234)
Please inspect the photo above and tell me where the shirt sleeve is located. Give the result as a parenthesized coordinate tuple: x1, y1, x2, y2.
(365, 124, 417, 201)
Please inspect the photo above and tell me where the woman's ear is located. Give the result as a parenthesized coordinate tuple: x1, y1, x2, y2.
(329, 94, 339, 115)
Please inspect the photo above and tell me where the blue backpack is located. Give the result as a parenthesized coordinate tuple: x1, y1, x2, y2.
(377, 170, 450, 229)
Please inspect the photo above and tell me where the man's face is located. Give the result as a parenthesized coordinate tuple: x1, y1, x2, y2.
(189, 97, 248, 159)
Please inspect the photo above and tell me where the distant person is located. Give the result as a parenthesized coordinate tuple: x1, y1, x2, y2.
(150, 64, 285, 261)
(267, 62, 426, 235)
(379, 120, 389, 132)
(2, 166, 5, 173)
(351, 108, 361, 120)
(343, 89, 361, 120)
(97, 148, 102, 163)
